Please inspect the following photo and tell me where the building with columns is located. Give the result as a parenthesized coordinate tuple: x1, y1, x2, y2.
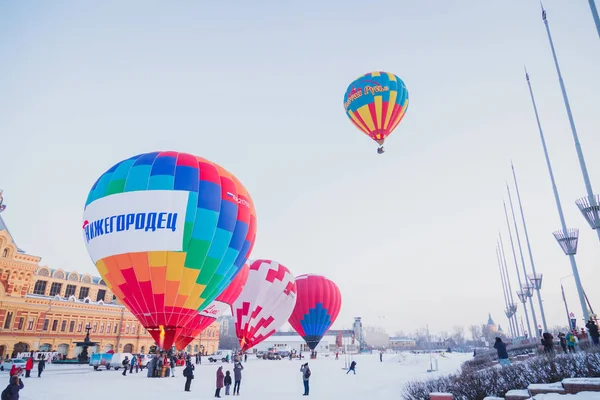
(0, 202, 219, 359)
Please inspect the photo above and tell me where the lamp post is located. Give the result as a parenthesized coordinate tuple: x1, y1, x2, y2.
(587, 0, 600, 39)
(496, 246, 516, 338)
(524, 69, 591, 327)
(507, 184, 540, 341)
(499, 234, 521, 337)
(503, 201, 533, 339)
(511, 162, 549, 332)
(540, 6, 600, 242)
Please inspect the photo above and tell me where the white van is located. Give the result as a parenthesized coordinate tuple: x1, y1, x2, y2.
(208, 349, 232, 362)
(108, 353, 133, 370)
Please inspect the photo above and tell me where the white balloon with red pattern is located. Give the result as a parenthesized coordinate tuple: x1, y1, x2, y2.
(232, 259, 297, 351)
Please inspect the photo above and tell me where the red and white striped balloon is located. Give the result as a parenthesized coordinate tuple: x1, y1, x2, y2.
(232, 259, 297, 351)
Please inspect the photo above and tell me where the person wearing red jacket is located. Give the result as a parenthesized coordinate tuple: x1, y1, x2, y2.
(24, 358, 33, 378)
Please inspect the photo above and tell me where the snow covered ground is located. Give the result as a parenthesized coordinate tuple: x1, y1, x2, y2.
(2, 352, 470, 400)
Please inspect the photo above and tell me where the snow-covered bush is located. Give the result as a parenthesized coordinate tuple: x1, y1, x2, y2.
(403, 349, 600, 400)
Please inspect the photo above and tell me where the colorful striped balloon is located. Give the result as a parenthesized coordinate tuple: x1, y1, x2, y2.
(288, 274, 342, 350)
(344, 71, 409, 152)
(175, 263, 249, 350)
(82, 151, 257, 350)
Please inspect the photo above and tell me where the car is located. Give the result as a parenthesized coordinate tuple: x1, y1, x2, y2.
(1, 358, 27, 371)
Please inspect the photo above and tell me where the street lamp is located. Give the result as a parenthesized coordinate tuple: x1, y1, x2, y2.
(553, 229, 580, 255)
(527, 273, 543, 291)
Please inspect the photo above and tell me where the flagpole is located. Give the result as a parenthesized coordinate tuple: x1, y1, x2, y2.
(499, 233, 521, 337)
(524, 68, 590, 327)
(589, 0, 600, 39)
(541, 5, 600, 242)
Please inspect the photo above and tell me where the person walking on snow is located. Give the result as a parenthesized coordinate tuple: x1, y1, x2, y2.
(121, 356, 129, 376)
(346, 360, 356, 375)
(300, 363, 311, 396)
(586, 318, 599, 345)
(233, 361, 243, 396)
(129, 355, 136, 374)
(24, 358, 33, 378)
(215, 366, 224, 398)
(542, 332, 555, 354)
(37, 357, 45, 378)
(183, 361, 194, 392)
(494, 337, 511, 366)
(224, 370, 232, 395)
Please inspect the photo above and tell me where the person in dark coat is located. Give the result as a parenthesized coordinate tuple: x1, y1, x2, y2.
(2, 375, 24, 400)
(558, 333, 567, 352)
(215, 366, 224, 398)
(37, 357, 45, 378)
(224, 370, 232, 395)
(244, 353, 247, 363)
(233, 361, 243, 395)
(346, 360, 356, 375)
(586, 318, 599, 345)
(300, 363, 310, 396)
(542, 332, 555, 354)
(493, 337, 511, 366)
(170, 357, 176, 377)
(121, 356, 129, 376)
(183, 361, 194, 392)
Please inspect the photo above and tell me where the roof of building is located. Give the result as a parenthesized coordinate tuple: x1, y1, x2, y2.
(389, 337, 415, 342)
(0, 214, 26, 253)
(488, 313, 495, 325)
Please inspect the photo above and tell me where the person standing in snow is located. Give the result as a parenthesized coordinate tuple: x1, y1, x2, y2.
(586, 318, 599, 345)
(300, 363, 311, 396)
(121, 356, 129, 376)
(493, 337, 511, 367)
(2, 375, 24, 400)
(379, 351, 383, 362)
(24, 358, 32, 378)
(346, 360, 357, 375)
(244, 353, 247, 363)
(233, 361, 243, 396)
(183, 361, 194, 392)
(542, 332, 555, 354)
(224, 370, 232, 395)
(566, 331, 578, 352)
(170, 356, 176, 377)
(129, 355, 136, 374)
(37, 356, 45, 378)
(215, 366, 225, 398)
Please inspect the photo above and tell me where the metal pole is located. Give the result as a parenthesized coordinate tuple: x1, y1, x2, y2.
(589, 0, 600, 39)
(511, 162, 549, 332)
(499, 234, 520, 337)
(561, 283, 571, 330)
(507, 184, 540, 341)
(524, 69, 591, 326)
(541, 6, 600, 242)
(496, 246, 515, 338)
(503, 201, 533, 339)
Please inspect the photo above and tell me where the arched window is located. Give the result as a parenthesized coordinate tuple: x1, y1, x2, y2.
(68, 272, 79, 281)
(81, 275, 92, 284)
(53, 270, 65, 280)
(33, 280, 47, 295)
(37, 268, 50, 277)
(2, 249, 8, 258)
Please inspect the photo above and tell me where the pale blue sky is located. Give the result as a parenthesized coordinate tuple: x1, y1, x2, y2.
(1, 1, 599, 335)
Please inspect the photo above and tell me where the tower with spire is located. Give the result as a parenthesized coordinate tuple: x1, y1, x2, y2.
(487, 313, 499, 333)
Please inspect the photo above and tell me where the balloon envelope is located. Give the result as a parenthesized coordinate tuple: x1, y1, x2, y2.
(175, 263, 249, 350)
(82, 151, 257, 349)
(232, 259, 297, 351)
(288, 274, 342, 350)
(344, 71, 409, 146)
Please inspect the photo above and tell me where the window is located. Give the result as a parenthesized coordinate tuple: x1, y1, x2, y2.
(96, 289, 106, 302)
(112, 295, 116, 301)
(131, 325, 136, 335)
(2, 248, 7, 257)
(27, 319, 34, 330)
(18, 317, 24, 330)
(69, 321, 75, 332)
(114, 324, 118, 334)
(77, 322, 83, 333)
(125, 324, 130, 334)
(61, 321, 67, 332)
(65, 285, 76, 297)
(52, 320, 58, 331)
(100, 324, 105, 333)
(78, 287, 90, 300)
(3, 312, 12, 329)
(43, 319, 49, 331)
(33, 280, 47, 295)
(49, 282, 62, 297)
(107, 323, 111, 333)
(93, 323, 97, 333)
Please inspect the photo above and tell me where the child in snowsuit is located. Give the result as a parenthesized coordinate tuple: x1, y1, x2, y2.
(224, 370, 232, 395)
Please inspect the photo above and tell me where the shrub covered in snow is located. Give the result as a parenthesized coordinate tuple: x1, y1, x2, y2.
(403, 349, 600, 400)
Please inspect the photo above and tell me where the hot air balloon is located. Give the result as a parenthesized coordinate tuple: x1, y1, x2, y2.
(232, 259, 297, 351)
(288, 274, 342, 351)
(175, 263, 249, 350)
(82, 151, 257, 350)
(343, 71, 409, 154)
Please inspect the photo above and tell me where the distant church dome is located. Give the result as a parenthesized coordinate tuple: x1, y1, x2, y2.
(487, 313, 499, 333)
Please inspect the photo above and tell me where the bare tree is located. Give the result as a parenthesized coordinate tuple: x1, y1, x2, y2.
(394, 330, 406, 338)
(451, 326, 465, 346)
(469, 324, 482, 341)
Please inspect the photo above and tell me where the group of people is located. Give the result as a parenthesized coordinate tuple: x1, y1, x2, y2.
(183, 357, 244, 398)
(1, 356, 47, 400)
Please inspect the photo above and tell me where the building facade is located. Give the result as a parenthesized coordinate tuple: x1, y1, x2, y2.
(0, 208, 219, 359)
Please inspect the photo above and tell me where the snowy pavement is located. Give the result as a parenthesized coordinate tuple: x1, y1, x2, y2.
(2, 352, 470, 400)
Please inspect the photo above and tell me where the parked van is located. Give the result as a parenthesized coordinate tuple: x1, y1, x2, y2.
(208, 349, 232, 363)
(108, 353, 133, 370)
